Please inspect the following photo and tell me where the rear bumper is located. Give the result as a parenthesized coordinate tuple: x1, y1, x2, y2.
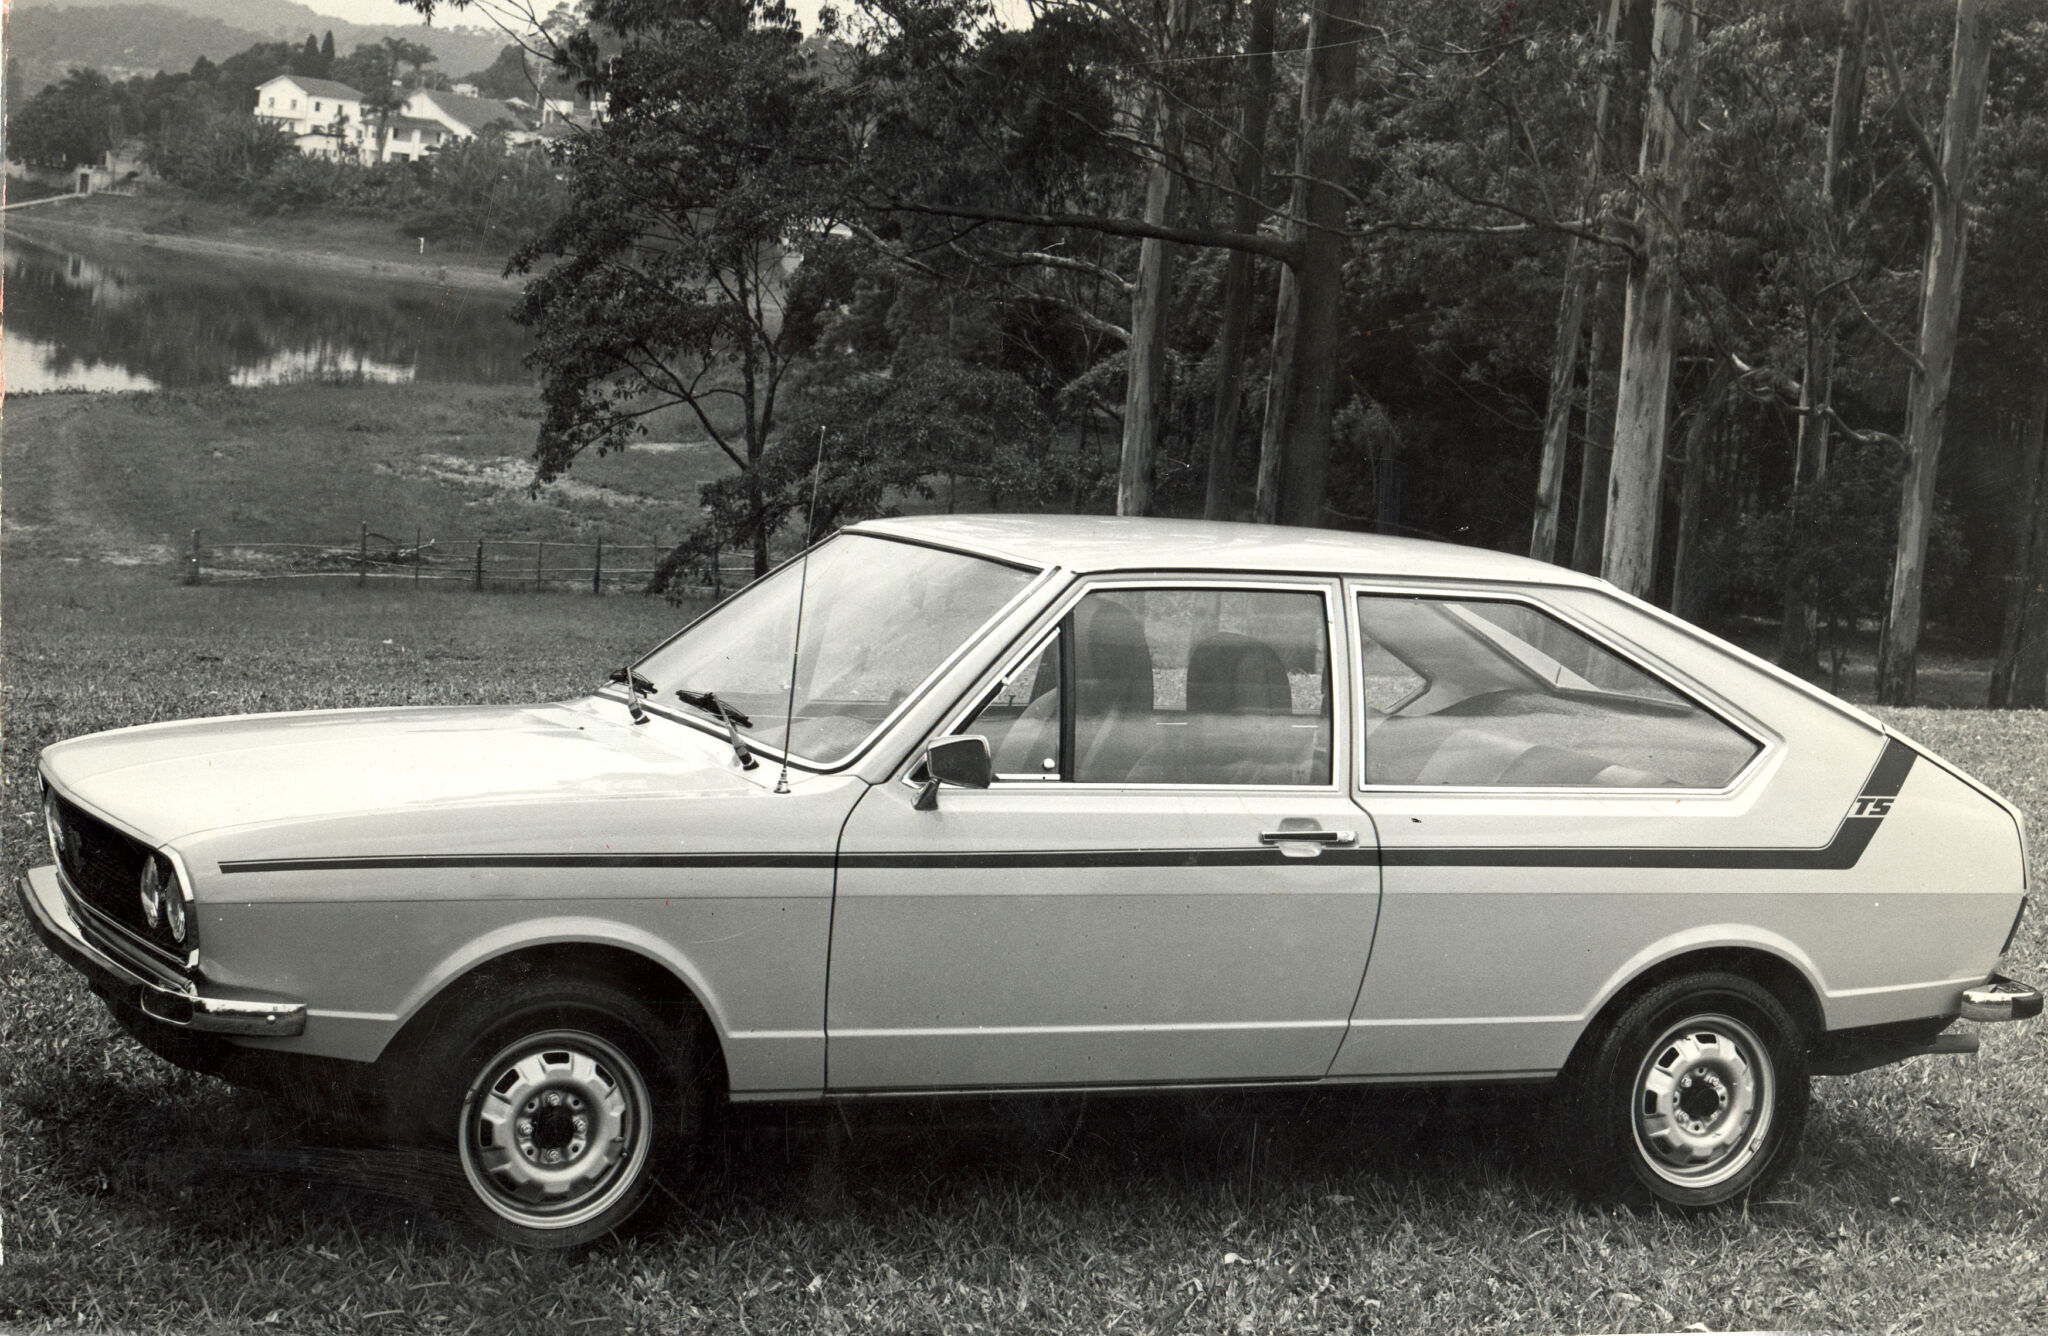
(1961, 975, 2043, 1023)
(14, 865, 306, 1038)
(1813, 974, 2042, 1076)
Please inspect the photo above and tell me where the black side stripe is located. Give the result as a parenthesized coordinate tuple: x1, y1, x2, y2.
(216, 739, 1916, 878)
(218, 848, 1382, 874)
(1381, 737, 1915, 871)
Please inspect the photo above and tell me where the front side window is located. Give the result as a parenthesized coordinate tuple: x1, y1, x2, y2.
(965, 585, 1333, 786)
(635, 535, 1035, 766)
(1357, 594, 1758, 789)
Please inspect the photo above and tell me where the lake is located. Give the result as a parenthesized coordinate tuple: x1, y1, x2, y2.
(1, 229, 534, 393)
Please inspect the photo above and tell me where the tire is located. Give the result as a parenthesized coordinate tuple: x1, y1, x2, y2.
(403, 975, 706, 1249)
(1561, 971, 1809, 1209)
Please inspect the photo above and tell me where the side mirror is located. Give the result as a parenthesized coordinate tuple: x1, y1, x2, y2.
(914, 735, 993, 810)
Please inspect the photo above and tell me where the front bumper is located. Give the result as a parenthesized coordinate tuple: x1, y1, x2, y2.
(15, 865, 306, 1037)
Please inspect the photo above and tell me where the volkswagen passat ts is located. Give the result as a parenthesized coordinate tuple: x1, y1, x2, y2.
(19, 516, 2040, 1245)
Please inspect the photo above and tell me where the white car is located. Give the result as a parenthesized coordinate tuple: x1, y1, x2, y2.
(19, 515, 2039, 1246)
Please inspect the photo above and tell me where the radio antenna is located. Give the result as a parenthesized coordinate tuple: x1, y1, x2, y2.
(774, 426, 829, 795)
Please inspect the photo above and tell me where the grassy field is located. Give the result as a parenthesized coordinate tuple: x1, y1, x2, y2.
(2, 553, 2047, 1333)
(2, 384, 740, 570)
(5, 381, 2048, 1331)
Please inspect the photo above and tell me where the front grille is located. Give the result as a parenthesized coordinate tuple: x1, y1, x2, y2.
(52, 794, 154, 942)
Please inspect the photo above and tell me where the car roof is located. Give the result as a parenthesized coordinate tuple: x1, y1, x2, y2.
(849, 514, 1607, 587)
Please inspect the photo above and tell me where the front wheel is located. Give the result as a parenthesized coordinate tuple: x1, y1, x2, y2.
(1564, 972, 1809, 1209)
(419, 978, 704, 1248)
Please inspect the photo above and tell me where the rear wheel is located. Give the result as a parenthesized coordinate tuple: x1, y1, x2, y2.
(1564, 972, 1809, 1208)
(409, 976, 705, 1248)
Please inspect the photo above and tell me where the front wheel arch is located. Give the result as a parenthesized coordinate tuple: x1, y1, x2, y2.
(374, 943, 726, 1135)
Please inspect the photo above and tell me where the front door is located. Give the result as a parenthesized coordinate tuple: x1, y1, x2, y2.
(826, 578, 1383, 1093)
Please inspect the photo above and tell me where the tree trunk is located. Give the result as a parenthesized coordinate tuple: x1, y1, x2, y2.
(1202, 0, 1276, 521)
(1257, 0, 1364, 528)
(1875, 0, 1992, 705)
(1991, 367, 2048, 707)
(1530, 0, 1630, 562)
(1779, 0, 1867, 675)
(1601, 0, 1698, 599)
(1252, 264, 1297, 524)
(1573, 266, 1622, 574)
(1670, 363, 1732, 623)
(1572, 0, 1652, 575)
(1116, 0, 1192, 518)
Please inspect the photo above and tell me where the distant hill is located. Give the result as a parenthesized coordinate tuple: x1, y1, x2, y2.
(8, 6, 273, 92)
(7, 0, 512, 96)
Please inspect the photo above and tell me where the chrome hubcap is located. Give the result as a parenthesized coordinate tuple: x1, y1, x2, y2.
(458, 1031, 651, 1229)
(1631, 1013, 1774, 1189)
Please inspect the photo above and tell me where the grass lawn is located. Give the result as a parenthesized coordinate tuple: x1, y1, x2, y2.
(3, 541, 2047, 1332)
(3, 384, 741, 573)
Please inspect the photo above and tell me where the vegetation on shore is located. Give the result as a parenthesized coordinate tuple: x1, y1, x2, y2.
(4, 185, 527, 285)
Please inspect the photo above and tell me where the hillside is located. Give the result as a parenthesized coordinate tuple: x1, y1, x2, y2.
(7, 0, 509, 93)
(7, 6, 273, 91)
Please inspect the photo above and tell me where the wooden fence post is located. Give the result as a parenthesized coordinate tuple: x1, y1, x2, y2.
(536, 540, 545, 587)
(414, 525, 422, 588)
(593, 535, 603, 595)
(474, 539, 485, 591)
(184, 529, 201, 585)
(358, 521, 368, 587)
(711, 539, 723, 599)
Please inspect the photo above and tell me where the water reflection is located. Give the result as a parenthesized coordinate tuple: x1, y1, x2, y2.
(1, 229, 533, 392)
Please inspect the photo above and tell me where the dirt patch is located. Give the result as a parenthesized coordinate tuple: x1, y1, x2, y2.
(390, 453, 664, 509)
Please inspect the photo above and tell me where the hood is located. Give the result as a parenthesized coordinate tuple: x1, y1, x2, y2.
(39, 699, 762, 846)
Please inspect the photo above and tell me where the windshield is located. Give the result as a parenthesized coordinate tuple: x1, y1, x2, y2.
(632, 534, 1037, 765)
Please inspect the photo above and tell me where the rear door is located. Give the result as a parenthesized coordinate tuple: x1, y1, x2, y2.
(826, 576, 1383, 1093)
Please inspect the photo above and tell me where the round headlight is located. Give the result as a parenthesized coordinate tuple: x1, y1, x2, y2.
(138, 857, 165, 930)
(43, 791, 69, 866)
(163, 877, 188, 944)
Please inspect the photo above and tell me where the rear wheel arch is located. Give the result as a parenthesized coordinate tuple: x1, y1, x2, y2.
(1570, 945, 1825, 1074)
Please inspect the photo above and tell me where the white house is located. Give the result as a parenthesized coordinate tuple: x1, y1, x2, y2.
(254, 75, 372, 161)
(255, 78, 529, 164)
(401, 89, 523, 143)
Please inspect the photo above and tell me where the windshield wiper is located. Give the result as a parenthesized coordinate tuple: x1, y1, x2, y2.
(608, 667, 656, 725)
(675, 689, 758, 770)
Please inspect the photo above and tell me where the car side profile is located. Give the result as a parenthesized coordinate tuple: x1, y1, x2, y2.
(18, 515, 2041, 1246)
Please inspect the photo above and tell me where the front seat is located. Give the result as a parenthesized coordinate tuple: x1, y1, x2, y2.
(1132, 632, 1314, 785)
(1071, 598, 1155, 782)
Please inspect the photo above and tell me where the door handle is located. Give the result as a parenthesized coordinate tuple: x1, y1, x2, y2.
(1258, 828, 1357, 847)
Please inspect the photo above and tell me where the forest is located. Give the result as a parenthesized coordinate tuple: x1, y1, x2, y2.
(418, 0, 2044, 708)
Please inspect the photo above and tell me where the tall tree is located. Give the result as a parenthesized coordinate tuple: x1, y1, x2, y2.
(1571, 0, 1653, 575)
(1116, 0, 1192, 517)
(508, 0, 850, 575)
(1201, 0, 1276, 521)
(1602, 0, 1699, 598)
(1529, 0, 1630, 563)
(1779, 0, 1871, 673)
(1874, 0, 1994, 705)
(1990, 367, 2048, 706)
(1255, 0, 1365, 527)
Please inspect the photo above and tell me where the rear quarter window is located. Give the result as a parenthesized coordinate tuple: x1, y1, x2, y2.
(1357, 594, 1759, 789)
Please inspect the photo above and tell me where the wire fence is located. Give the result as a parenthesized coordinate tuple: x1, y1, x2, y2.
(176, 524, 757, 598)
